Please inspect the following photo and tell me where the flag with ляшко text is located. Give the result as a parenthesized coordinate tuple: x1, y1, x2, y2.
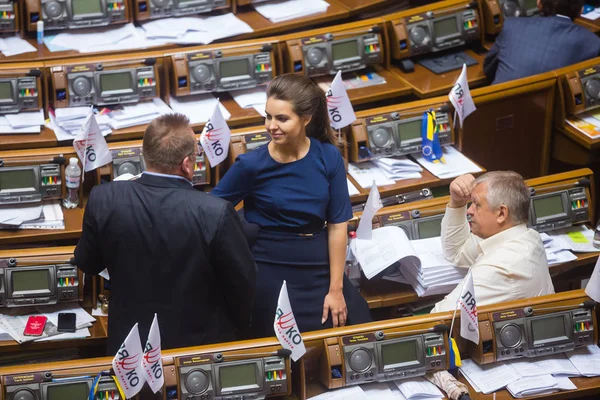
(273, 281, 306, 361)
(73, 108, 112, 172)
(458, 270, 479, 344)
(448, 63, 476, 128)
(326, 70, 356, 130)
(112, 323, 146, 398)
(199, 101, 231, 167)
(141, 314, 164, 394)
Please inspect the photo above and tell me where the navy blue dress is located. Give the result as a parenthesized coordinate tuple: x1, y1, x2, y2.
(212, 138, 371, 337)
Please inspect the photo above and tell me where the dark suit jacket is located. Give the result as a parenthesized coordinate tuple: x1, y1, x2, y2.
(484, 16, 600, 84)
(75, 173, 256, 354)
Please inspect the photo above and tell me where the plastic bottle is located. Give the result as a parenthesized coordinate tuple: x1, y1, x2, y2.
(63, 158, 81, 209)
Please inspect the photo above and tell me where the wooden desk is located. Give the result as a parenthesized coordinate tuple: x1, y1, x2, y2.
(336, 0, 399, 15)
(576, 16, 600, 34)
(0, 128, 58, 151)
(459, 375, 600, 399)
(0, 207, 83, 247)
(233, 0, 351, 39)
(389, 49, 489, 98)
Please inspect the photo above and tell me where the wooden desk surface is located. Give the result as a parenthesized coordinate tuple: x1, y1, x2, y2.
(459, 375, 600, 399)
(0, 127, 58, 151)
(0, 207, 83, 246)
(335, 0, 398, 15)
(575, 16, 600, 34)
(390, 49, 489, 98)
(348, 169, 441, 204)
(557, 125, 600, 152)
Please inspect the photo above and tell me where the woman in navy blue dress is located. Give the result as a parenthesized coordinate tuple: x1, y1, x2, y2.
(212, 74, 371, 338)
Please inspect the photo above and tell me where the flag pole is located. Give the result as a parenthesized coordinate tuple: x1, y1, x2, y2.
(448, 269, 470, 338)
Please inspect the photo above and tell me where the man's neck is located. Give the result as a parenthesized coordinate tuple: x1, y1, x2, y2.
(145, 168, 190, 182)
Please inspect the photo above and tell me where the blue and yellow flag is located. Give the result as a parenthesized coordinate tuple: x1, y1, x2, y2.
(448, 337, 462, 370)
(421, 110, 445, 163)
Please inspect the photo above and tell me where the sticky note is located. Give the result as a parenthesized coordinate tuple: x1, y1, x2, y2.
(568, 231, 589, 243)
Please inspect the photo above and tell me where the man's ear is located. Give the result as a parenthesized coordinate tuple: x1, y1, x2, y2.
(496, 205, 509, 225)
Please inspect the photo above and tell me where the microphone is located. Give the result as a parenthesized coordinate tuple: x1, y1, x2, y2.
(523, 300, 595, 316)
(0, 155, 67, 167)
(5, 257, 75, 267)
(214, 348, 292, 362)
(27, 69, 42, 77)
(528, 177, 591, 196)
(376, 324, 449, 340)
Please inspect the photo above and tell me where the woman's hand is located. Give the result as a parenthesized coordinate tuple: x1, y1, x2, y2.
(322, 290, 348, 327)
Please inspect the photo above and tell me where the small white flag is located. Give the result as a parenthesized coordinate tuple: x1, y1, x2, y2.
(142, 314, 164, 394)
(586, 256, 600, 303)
(448, 64, 476, 128)
(458, 270, 479, 344)
(274, 281, 306, 361)
(199, 101, 231, 167)
(326, 70, 356, 130)
(355, 181, 382, 240)
(112, 323, 146, 398)
(73, 109, 112, 172)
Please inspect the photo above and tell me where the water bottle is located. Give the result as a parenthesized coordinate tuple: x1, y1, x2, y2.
(63, 158, 81, 209)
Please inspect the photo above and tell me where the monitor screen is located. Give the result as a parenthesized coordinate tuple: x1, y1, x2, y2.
(47, 383, 89, 400)
(219, 363, 258, 391)
(0, 169, 36, 192)
(381, 340, 419, 368)
(100, 72, 134, 94)
(11, 269, 51, 293)
(219, 59, 251, 79)
(0, 81, 13, 102)
(531, 315, 568, 344)
(533, 195, 565, 219)
(72, 0, 103, 16)
(434, 17, 459, 39)
(417, 218, 442, 239)
(398, 120, 422, 145)
(524, 0, 537, 10)
(332, 40, 359, 62)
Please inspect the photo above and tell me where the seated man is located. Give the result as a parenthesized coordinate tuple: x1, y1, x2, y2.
(432, 171, 554, 313)
(484, 0, 600, 84)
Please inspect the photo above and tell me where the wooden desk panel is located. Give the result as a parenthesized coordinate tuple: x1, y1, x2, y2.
(0, 207, 83, 246)
(234, 0, 350, 39)
(390, 49, 489, 98)
(576, 17, 600, 34)
(0, 128, 58, 151)
(335, 0, 398, 14)
(348, 169, 441, 204)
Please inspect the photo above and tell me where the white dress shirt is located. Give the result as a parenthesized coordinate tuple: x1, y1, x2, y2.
(432, 205, 554, 313)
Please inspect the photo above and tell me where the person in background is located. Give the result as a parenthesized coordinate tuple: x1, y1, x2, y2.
(212, 74, 371, 338)
(484, 0, 600, 84)
(432, 171, 554, 313)
(75, 113, 256, 354)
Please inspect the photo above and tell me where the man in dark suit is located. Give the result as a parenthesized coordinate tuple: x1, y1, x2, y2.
(75, 113, 256, 354)
(484, 0, 600, 84)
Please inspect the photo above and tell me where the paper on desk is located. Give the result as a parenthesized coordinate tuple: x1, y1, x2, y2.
(19, 202, 64, 230)
(0, 119, 41, 134)
(169, 94, 231, 125)
(307, 385, 365, 399)
(567, 345, 600, 376)
(92, 307, 109, 317)
(54, 107, 90, 122)
(394, 377, 443, 399)
(254, 0, 330, 23)
(351, 226, 419, 280)
(50, 23, 137, 51)
(36, 327, 90, 342)
(508, 354, 580, 377)
(0, 36, 37, 57)
(109, 98, 173, 130)
(360, 382, 400, 400)
(0, 203, 43, 226)
(110, 101, 158, 121)
(231, 87, 267, 109)
(347, 178, 360, 196)
(348, 162, 396, 188)
(459, 359, 521, 394)
(252, 104, 267, 117)
(506, 374, 561, 398)
(5, 109, 45, 128)
(546, 249, 578, 266)
(546, 225, 597, 253)
(412, 146, 482, 179)
(582, 7, 600, 20)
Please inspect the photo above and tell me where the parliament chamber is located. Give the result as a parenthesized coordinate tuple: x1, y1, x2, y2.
(0, 0, 599, 399)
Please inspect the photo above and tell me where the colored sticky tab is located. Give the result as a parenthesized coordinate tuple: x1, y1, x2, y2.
(567, 231, 589, 244)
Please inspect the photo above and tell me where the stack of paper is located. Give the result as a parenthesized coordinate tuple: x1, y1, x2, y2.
(307, 385, 365, 400)
(0, 202, 64, 230)
(108, 98, 173, 130)
(567, 345, 600, 376)
(506, 375, 576, 398)
(544, 225, 597, 253)
(394, 378, 444, 400)
(412, 146, 482, 179)
(539, 232, 577, 265)
(140, 14, 253, 44)
(347, 178, 360, 196)
(45, 23, 144, 53)
(169, 94, 231, 125)
(48, 107, 112, 141)
(0, 110, 45, 134)
(317, 71, 387, 93)
(0, 36, 37, 57)
(254, 0, 330, 22)
(372, 156, 422, 181)
(401, 237, 467, 297)
(460, 359, 521, 394)
(566, 112, 600, 139)
(0, 304, 95, 343)
(348, 162, 396, 188)
(231, 87, 267, 117)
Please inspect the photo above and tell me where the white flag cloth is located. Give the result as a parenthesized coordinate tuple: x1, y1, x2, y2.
(112, 323, 146, 398)
(355, 181, 382, 240)
(274, 281, 306, 361)
(448, 64, 476, 128)
(458, 270, 480, 344)
(326, 70, 356, 129)
(199, 101, 231, 167)
(586, 256, 600, 302)
(142, 314, 164, 394)
(73, 109, 112, 172)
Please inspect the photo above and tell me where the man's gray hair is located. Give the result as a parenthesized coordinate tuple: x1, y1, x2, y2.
(473, 171, 530, 224)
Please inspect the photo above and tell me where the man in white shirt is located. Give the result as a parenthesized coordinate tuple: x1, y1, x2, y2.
(432, 171, 554, 313)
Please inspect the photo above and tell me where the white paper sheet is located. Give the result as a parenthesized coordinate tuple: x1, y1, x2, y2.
(0, 36, 37, 57)
(307, 385, 365, 400)
(5, 109, 45, 128)
(169, 94, 231, 125)
(347, 178, 360, 196)
(394, 378, 444, 399)
(50, 23, 138, 51)
(459, 359, 521, 394)
(567, 345, 600, 377)
(254, 0, 330, 23)
(231, 87, 268, 109)
(412, 146, 482, 179)
(348, 162, 396, 188)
